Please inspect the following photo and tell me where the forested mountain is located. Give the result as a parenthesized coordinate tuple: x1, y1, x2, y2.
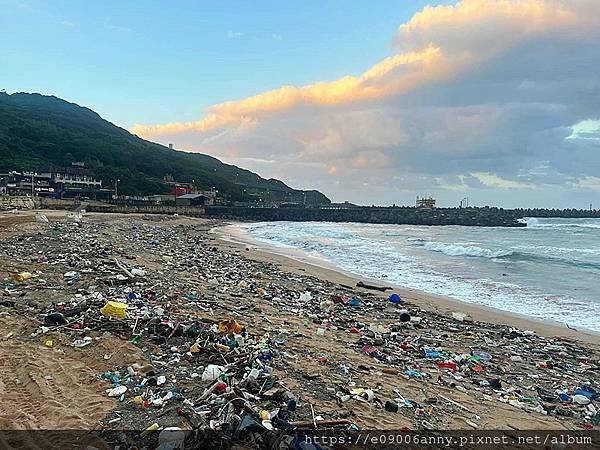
(0, 92, 330, 204)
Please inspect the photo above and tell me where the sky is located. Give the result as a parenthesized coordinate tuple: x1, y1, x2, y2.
(2, 0, 600, 208)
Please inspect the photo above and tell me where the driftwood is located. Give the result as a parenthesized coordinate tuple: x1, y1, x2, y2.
(356, 281, 392, 292)
(114, 258, 135, 279)
(289, 419, 351, 428)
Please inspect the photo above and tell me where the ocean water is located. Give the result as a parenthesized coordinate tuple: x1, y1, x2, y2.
(243, 218, 600, 332)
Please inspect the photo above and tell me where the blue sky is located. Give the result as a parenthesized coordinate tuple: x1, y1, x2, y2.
(2, 0, 600, 208)
(1, 0, 449, 127)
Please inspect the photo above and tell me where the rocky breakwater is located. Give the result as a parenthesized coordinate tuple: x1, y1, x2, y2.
(205, 206, 526, 227)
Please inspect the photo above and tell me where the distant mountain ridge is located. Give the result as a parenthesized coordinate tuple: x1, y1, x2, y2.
(0, 92, 330, 204)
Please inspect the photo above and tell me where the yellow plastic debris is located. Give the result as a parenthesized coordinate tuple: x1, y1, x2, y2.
(140, 422, 159, 437)
(350, 388, 365, 396)
(218, 318, 244, 334)
(44, 340, 54, 348)
(100, 301, 128, 319)
(12, 272, 32, 283)
(215, 343, 230, 352)
(190, 343, 200, 353)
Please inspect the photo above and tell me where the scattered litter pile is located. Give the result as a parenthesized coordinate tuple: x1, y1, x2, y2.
(0, 213, 598, 448)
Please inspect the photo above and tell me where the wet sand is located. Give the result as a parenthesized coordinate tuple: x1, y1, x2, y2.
(213, 222, 600, 345)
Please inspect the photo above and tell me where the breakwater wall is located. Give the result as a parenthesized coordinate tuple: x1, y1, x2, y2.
(204, 206, 527, 227)
(9, 196, 599, 226)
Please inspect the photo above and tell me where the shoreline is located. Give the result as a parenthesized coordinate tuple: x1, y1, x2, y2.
(212, 222, 600, 345)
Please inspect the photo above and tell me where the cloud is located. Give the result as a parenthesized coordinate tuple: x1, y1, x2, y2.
(104, 17, 132, 33)
(569, 176, 600, 191)
(132, 0, 600, 207)
(227, 30, 244, 39)
(470, 172, 536, 189)
(132, 44, 447, 137)
(567, 119, 600, 140)
(60, 20, 74, 27)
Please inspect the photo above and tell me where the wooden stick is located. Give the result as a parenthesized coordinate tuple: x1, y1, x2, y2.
(290, 419, 351, 428)
(114, 258, 134, 278)
(439, 394, 469, 412)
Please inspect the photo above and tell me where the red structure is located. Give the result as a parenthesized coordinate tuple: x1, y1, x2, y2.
(169, 185, 193, 197)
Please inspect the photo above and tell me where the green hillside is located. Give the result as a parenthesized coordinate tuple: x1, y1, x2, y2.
(0, 92, 330, 204)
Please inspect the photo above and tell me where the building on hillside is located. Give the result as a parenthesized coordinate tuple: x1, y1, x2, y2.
(1, 163, 113, 200)
(3, 171, 55, 197)
(197, 189, 225, 205)
(48, 163, 113, 199)
(175, 193, 210, 206)
(163, 175, 194, 197)
(416, 196, 436, 208)
(149, 194, 176, 204)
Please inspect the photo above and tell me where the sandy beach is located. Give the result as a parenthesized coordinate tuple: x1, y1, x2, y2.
(0, 211, 598, 446)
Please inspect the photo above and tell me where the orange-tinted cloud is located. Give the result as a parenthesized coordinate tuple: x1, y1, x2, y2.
(132, 45, 446, 138)
(132, 0, 589, 141)
(130, 0, 600, 208)
(394, 0, 578, 53)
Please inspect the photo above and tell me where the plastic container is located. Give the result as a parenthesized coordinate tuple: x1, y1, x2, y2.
(100, 301, 128, 319)
(388, 293, 403, 304)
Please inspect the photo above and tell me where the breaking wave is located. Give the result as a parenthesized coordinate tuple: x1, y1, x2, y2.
(424, 241, 513, 258)
(522, 217, 600, 229)
(422, 241, 600, 269)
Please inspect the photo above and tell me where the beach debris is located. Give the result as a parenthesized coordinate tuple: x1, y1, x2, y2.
(388, 293, 403, 304)
(35, 214, 49, 224)
(100, 301, 128, 319)
(398, 309, 411, 322)
(0, 213, 598, 448)
(106, 385, 127, 397)
(12, 271, 32, 283)
(451, 311, 467, 321)
(356, 281, 392, 291)
(72, 336, 93, 348)
(217, 318, 244, 334)
(298, 291, 312, 302)
(44, 312, 68, 325)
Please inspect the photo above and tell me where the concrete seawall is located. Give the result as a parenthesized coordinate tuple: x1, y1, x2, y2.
(0, 196, 36, 210)
(82, 203, 205, 216)
(0, 197, 204, 217)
